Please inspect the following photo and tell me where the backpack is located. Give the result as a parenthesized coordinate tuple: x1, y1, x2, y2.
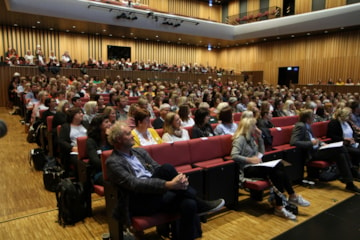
(29, 148, 47, 171)
(56, 178, 89, 227)
(27, 120, 46, 146)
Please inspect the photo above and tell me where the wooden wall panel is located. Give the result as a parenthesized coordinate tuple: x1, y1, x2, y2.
(228, 0, 240, 16)
(247, 0, 260, 12)
(326, 0, 346, 8)
(295, 0, 312, 14)
(148, 0, 169, 12)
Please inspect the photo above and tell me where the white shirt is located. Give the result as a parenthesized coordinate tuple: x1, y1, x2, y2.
(162, 129, 190, 143)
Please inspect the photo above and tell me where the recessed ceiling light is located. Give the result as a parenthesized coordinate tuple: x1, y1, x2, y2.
(109, 34, 112, 37)
(291, 35, 295, 38)
(276, 36, 280, 39)
(66, 30, 70, 32)
(32, 26, 36, 29)
(155, 35, 159, 38)
(72, 26, 76, 29)
(178, 38, 181, 41)
(130, 32, 134, 35)
(122, 35, 125, 38)
(306, 32, 311, 36)
(49, 28, 54, 31)
(81, 31, 85, 34)
(324, 30, 328, 34)
(263, 38, 267, 41)
(103, 29, 106, 32)
(36, 21, 40, 24)
(96, 33, 99, 35)
(134, 37, 137, 39)
(146, 38, 149, 40)
(13, 24, 18, 27)
(340, 27, 344, 30)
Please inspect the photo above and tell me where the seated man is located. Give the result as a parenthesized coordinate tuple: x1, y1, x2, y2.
(290, 109, 360, 193)
(106, 121, 225, 239)
(152, 103, 170, 129)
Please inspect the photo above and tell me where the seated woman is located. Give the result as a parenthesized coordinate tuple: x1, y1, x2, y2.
(179, 103, 195, 127)
(192, 108, 215, 138)
(131, 108, 162, 147)
(214, 106, 237, 136)
(82, 101, 98, 128)
(58, 107, 87, 178)
(126, 103, 140, 130)
(103, 106, 117, 125)
(86, 114, 113, 186)
(231, 117, 310, 220)
(162, 112, 190, 143)
(327, 107, 360, 177)
(94, 94, 106, 113)
(257, 110, 275, 151)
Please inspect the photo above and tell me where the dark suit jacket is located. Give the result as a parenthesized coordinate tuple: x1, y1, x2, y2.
(152, 117, 164, 129)
(106, 147, 167, 225)
(290, 122, 314, 150)
(327, 119, 358, 143)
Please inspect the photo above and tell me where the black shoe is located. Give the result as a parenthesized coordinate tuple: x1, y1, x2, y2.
(197, 198, 225, 216)
(345, 183, 360, 194)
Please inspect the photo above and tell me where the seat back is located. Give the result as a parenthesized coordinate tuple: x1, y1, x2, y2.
(150, 141, 191, 167)
(39, 109, 46, 119)
(76, 136, 88, 160)
(270, 125, 294, 147)
(188, 136, 223, 164)
(219, 134, 233, 156)
(311, 121, 330, 138)
(46, 116, 54, 133)
(184, 126, 193, 139)
(155, 128, 164, 137)
(233, 112, 242, 121)
(101, 150, 113, 181)
(272, 116, 299, 127)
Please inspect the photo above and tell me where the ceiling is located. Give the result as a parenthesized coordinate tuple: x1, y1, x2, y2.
(1, 0, 360, 49)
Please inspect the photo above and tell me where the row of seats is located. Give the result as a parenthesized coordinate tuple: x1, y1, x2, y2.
(75, 120, 331, 240)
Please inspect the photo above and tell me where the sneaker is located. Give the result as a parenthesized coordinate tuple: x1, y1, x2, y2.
(345, 183, 360, 194)
(197, 198, 225, 216)
(288, 195, 310, 207)
(274, 207, 297, 220)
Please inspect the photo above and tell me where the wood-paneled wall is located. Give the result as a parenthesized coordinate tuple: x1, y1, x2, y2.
(218, 30, 360, 85)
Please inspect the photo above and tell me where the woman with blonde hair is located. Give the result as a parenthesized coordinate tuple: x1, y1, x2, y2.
(327, 107, 360, 175)
(231, 117, 310, 220)
(83, 101, 98, 127)
(283, 100, 296, 116)
(162, 112, 190, 143)
(103, 106, 117, 125)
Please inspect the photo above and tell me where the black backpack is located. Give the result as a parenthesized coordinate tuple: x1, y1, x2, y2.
(56, 178, 89, 226)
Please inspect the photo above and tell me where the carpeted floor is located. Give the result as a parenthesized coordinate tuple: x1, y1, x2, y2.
(273, 194, 360, 240)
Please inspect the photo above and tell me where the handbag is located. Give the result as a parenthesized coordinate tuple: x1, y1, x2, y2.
(268, 178, 298, 215)
(29, 148, 47, 171)
(43, 166, 65, 192)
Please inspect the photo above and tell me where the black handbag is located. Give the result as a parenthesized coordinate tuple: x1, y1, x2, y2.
(29, 148, 47, 171)
(43, 166, 65, 192)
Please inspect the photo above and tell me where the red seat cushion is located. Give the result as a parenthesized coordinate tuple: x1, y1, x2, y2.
(243, 180, 270, 191)
(308, 160, 332, 168)
(131, 213, 179, 231)
(93, 185, 104, 196)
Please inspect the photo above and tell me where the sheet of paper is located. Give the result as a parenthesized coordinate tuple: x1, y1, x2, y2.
(247, 159, 282, 168)
(319, 141, 343, 150)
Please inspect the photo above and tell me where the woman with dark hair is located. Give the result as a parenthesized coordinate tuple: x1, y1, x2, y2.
(41, 97, 57, 125)
(103, 106, 117, 125)
(214, 106, 237, 136)
(58, 107, 87, 177)
(131, 108, 162, 147)
(86, 114, 112, 186)
(94, 94, 106, 113)
(106, 92, 118, 106)
(162, 112, 190, 143)
(192, 108, 214, 138)
(179, 103, 195, 127)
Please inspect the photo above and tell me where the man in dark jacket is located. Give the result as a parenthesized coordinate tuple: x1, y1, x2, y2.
(106, 121, 224, 239)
